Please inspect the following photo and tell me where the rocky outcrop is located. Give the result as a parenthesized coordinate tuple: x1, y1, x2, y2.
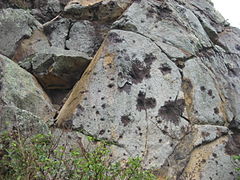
(0, 0, 240, 179)
(55, 0, 240, 179)
(0, 0, 68, 23)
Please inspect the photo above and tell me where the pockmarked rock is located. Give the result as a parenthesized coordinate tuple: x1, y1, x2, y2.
(19, 47, 91, 90)
(182, 58, 227, 125)
(181, 136, 240, 180)
(113, 0, 212, 58)
(197, 51, 240, 131)
(158, 124, 230, 179)
(53, 0, 240, 179)
(56, 29, 190, 168)
(0, 8, 42, 58)
(1, 0, 240, 179)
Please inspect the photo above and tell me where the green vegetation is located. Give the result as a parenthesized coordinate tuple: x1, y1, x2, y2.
(233, 155, 240, 180)
(0, 131, 156, 180)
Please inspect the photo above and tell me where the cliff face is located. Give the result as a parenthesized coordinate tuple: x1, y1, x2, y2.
(0, 0, 240, 179)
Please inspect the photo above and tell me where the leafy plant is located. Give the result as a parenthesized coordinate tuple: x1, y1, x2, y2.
(0, 130, 156, 180)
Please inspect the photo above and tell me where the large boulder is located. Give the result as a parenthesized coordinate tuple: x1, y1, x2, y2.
(65, 20, 103, 57)
(112, 0, 212, 58)
(19, 47, 91, 90)
(57, 29, 190, 168)
(44, 18, 104, 57)
(0, 54, 54, 135)
(13, 30, 51, 62)
(31, 0, 62, 23)
(0, 54, 55, 120)
(0, 8, 42, 58)
(63, 0, 132, 22)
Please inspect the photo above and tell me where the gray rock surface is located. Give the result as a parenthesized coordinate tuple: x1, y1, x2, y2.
(0, 54, 55, 120)
(31, 0, 62, 23)
(0, 105, 49, 136)
(65, 20, 103, 57)
(19, 47, 91, 90)
(0, 0, 33, 9)
(13, 30, 51, 62)
(57, 29, 190, 169)
(112, 0, 212, 58)
(1, 0, 240, 179)
(0, 54, 54, 137)
(181, 136, 239, 180)
(54, 0, 240, 179)
(217, 27, 240, 54)
(64, 0, 132, 21)
(44, 18, 71, 49)
(0, 8, 42, 58)
(44, 18, 104, 57)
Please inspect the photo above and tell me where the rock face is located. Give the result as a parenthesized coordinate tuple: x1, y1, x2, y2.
(0, 54, 54, 135)
(0, 8, 42, 58)
(0, 0, 67, 23)
(57, 29, 189, 164)
(64, 0, 132, 21)
(55, 0, 240, 179)
(19, 47, 91, 90)
(0, 0, 240, 179)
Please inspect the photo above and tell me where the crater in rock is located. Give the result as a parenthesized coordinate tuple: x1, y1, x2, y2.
(235, 44, 240, 51)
